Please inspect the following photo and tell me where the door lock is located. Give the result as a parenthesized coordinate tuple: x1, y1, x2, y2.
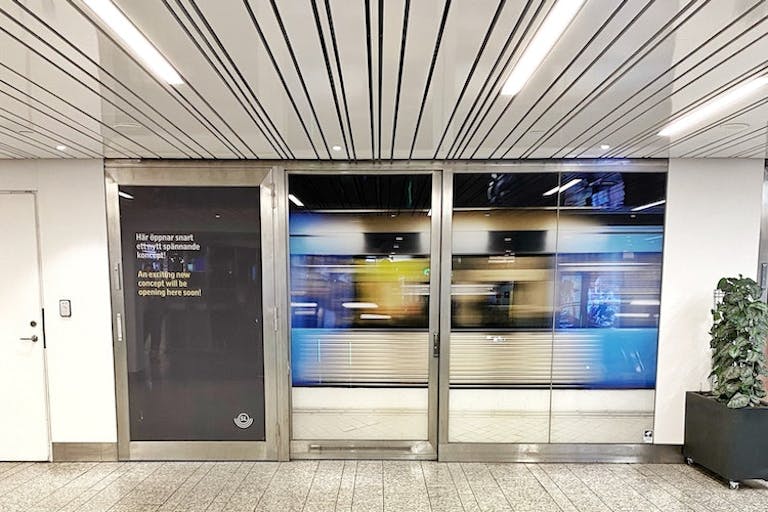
(20, 335, 39, 343)
(432, 332, 440, 357)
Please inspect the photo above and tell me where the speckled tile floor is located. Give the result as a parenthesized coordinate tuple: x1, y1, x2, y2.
(0, 461, 766, 512)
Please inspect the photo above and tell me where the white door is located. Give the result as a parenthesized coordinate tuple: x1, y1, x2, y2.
(0, 192, 49, 461)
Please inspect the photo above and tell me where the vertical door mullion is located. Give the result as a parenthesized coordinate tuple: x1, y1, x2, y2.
(427, 171, 442, 452)
(437, 169, 453, 454)
(105, 176, 131, 460)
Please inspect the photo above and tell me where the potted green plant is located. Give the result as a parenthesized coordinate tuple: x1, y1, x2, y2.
(684, 276, 768, 489)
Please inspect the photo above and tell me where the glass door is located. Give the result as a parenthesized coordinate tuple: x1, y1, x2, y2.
(288, 171, 440, 459)
(106, 163, 284, 460)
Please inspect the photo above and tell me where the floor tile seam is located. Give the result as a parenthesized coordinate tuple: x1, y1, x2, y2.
(96, 462, 167, 512)
(135, 463, 203, 510)
(335, 460, 357, 512)
(613, 465, 697, 512)
(455, 464, 482, 512)
(349, 460, 361, 512)
(211, 461, 258, 512)
(644, 465, 737, 506)
(15, 463, 100, 507)
(582, 464, 662, 511)
(47, 463, 125, 512)
(418, 461, 440, 512)
(249, 461, 280, 512)
(329, 461, 347, 512)
(607, 464, 686, 512)
(562, 464, 617, 512)
(298, 461, 320, 512)
(461, 463, 507, 510)
(202, 461, 246, 512)
(526, 464, 576, 512)
(667, 465, 766, 510)
(626, 466, 719, 512)
(380, 460, 384, 511)
(444, 464, 473, 512)
(163, 463, 217, 512)
(56, 465, 141, 512)
(486, 462, 539, 511)
(0, 463, 29, 482)
(0, 463, 71, 498)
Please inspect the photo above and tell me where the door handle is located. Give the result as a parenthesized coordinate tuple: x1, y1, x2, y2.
(432, 332, 440, 357)
(20, 335, 39, 343)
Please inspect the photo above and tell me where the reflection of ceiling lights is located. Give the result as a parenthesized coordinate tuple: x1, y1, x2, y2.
(342, 302, 378, 309)
(112, 122, 142, 129)
(631, 199, 666, 212)
(543, 178, 581, 196)
(501, 0, 585, 96)
(600, 144, 611, 150)
(288, 194, 304, 207)
(118, 191, 134, 200)
(291, 302, 318, 308)
(658, 75, 768, 136)
(360, 313, 391, 320)
(84, 0, 183, 85)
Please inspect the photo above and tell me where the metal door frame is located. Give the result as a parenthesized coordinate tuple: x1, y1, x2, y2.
(284, 167, 442, 460)
(105, 160, 290, 461)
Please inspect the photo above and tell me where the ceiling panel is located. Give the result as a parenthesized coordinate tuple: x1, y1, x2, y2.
(0, 0, 765, 160)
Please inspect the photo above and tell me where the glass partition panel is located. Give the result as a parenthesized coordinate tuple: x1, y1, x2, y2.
(289, 174, 432, 440)
(119, 186, 265, 441)
(550, 172, 666, 443)
(449, 173, 559, 442)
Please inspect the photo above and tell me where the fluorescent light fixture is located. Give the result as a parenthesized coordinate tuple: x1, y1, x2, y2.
(501, 0, 585, 96)
(600, 144, 611, 150)
(56, 144, 67, 151)
(118, 191, 134, 200)
(332, 145, 342, 152)
(83, 0, 183, 85)
(342, 302, 378, 309)
(543, 178, 581, 197)
(360, 313, 392, 320)
(631, 199, 666, 212)
(658, 75, 768, 136)
(288, 194, 304, 207)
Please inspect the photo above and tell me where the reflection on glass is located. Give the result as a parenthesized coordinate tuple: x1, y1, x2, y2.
(450, 173, 558, 442)
(448, 170, 667, 444)
(119, 186, 265, 441)
(289, 174, 432, 440)
(550, 172, 665, 442)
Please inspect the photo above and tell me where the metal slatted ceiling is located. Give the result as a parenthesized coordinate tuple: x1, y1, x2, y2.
(0, 0, 766, 160)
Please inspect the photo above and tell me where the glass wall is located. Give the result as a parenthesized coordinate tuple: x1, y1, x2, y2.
(448, 171, 666, 444)
(288, 174, 433, 440)
(550, 172, 665, 442)
(119, 186, 265, 441)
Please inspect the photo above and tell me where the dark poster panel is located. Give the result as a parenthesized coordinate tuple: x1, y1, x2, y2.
(119, 186, 265, 441)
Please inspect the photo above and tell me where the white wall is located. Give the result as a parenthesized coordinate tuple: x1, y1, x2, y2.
(0, 159, 116, 443)
(654, 158, 764, 444)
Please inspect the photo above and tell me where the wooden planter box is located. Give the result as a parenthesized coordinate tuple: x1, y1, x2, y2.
(683, 391, 768, 487)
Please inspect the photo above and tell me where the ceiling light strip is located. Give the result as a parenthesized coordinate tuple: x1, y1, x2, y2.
(658, 75, 768, 137)
(84, 0, 183, 85)
(501, 0, 585, 96)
